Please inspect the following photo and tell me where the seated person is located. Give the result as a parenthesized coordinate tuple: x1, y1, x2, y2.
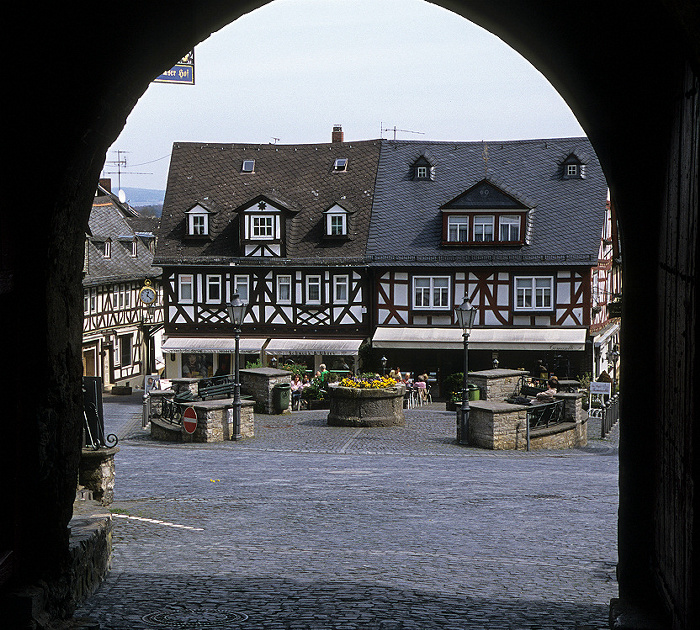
(535, 377, 559, 401)
(413, 375, 427, 401)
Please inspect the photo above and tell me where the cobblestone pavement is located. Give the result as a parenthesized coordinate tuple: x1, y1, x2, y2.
(77, 393, 620, 629)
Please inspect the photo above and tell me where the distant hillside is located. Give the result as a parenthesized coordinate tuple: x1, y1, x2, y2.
(121, 187, 165, 208)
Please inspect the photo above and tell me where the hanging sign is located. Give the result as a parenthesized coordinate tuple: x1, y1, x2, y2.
(154, 50, 195, 85)
(590, 381, 611, 396)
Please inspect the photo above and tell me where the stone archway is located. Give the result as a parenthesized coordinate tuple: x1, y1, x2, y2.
(1, 1, 697, 627)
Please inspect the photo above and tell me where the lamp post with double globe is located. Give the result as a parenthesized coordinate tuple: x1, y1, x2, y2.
(455, 296, 477, 446)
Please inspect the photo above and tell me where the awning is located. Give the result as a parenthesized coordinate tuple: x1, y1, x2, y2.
(372, 327, 588, 351)
(161, 337, 268, 354)
(264, 338, 363, 356)
(593, 322, 620, 348)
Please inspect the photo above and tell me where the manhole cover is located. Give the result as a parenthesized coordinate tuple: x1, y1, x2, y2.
(142, 608, 248, 627)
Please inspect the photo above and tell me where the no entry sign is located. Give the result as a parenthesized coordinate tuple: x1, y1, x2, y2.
(182, 406, 197, 434)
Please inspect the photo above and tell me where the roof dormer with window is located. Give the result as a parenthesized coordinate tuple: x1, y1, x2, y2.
(322, 202, 354, 240)
(411, 154, 434, 181)
(440, 179, 531, 247)
(185, 200, 214, 239)
(237, 194, 299, 257)
(561, 152, 585, 179)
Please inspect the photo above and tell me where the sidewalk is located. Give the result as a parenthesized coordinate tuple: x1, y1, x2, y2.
(75, 396, 619, 629)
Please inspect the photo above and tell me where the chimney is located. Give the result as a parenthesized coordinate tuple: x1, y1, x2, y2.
(332, 125, 344, 143)
(99, 178, 111, 193)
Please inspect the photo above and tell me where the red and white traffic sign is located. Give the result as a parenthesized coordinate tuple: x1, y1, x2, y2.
(182, 406, 197, 434)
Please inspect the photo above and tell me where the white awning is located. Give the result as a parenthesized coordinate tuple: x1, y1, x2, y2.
(593, 322, 620, 347)
(264, 338, 363, 356)
(372, 327, 588, 351)
(161, 337, 268, 354)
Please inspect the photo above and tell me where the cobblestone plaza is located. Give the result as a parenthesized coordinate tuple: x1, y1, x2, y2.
(76, 394, 619, 629)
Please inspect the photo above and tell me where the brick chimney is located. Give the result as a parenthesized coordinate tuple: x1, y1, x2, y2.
(99, 178, 111, 193)
(332, 125, 344, 143)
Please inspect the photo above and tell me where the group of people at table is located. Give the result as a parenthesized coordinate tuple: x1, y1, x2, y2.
(389, 368, 431, 404)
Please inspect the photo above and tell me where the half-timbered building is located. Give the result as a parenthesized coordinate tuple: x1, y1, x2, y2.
(155, 131, 614, 385)
(154, 129, 381, 377)
(367, 137, 613, 382)
(82, 181, 164, 388)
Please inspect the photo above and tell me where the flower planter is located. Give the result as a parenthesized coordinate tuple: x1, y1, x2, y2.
(327, 384, 405, 427)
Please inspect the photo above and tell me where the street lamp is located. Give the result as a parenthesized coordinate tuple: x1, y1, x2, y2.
(381, 356, 387, 376)
(226, 293, 248, 440)
(455, 296, 477, 446)
(608, 346, 620, 394)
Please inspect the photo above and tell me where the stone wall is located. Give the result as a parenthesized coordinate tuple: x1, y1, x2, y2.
(467, 392, 586, 450)
(79, 447, 119, 506)
(468, 369, 527, 401)
(327, 385, 405, 427)
(240, 367, 291, 413)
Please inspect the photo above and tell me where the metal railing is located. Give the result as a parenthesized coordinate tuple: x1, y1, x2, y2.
(83, 377, 118, 450)
(525, 399, 565, 451)
(599, 393, 620, 438)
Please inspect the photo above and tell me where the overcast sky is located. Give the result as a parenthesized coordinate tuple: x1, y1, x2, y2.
(105, 0, 584, 193)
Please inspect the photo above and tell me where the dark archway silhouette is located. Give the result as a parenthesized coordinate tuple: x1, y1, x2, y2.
(2, 1, 697, 628)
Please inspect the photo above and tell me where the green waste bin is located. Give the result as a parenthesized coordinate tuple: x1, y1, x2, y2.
(272, 383, 291, 413)
(468, 383, 481, 401)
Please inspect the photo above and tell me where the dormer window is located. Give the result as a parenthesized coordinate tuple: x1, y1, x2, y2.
(562, 153, 584, 179)
(241, 159, 255, 173)
(130, 239, 137, 257)
(185, 202, 213, 238)
(323, 203, 352, 239)
(412, 155, 433, 180)
(440, 180, 530, 247)
(103, 239, 111, 258)
(237, 194, 299, 257)
(333, 158, 348, 172)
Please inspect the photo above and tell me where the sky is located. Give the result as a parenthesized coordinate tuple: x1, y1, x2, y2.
(104, 0, 584, 194)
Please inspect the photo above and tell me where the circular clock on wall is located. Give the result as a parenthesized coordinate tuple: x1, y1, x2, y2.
(139, 280, 157, 305)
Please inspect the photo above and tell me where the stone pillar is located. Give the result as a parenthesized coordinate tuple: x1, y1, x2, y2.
(468, 369, 528, 401)
(554, 391, 587, 446)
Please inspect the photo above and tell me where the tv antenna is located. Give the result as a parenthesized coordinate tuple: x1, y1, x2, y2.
(380, 124, 425, 141)
(103, 150, 152, 189)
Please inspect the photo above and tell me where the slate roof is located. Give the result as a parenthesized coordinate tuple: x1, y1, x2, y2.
(154, 140, 382, 265)
(367, 137, 607, 267)
(84, 196, 160, 287)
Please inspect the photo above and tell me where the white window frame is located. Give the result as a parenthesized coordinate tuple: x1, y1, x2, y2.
(90, 288, 97, 313)
(333, 158, 348, 172)
(515, 276, 554, 311)
(447, 216, 469, 242)
(233, 275, 249, 303)
(499, 215, 521, 242)
(277, 275, 292, 304)
(413, 276, 450, 310)
(566, 163, 579, 177)
(84, 289, 89, 314)
(333, 275, 349, 304)
(103, 240, 111, 258)
(241, 159, 255, 173)
(416, 165, 428, 179)
(251, 215, 274, 239)
(179, 274, 194, 304)
(327, 213, 347, 236)
(119, 333, 132, 367)
(306, 275, 322, 305)
(206, 274, 222, 303)
(473, 216, 495, 242)
(130, 239, 138, 257)
(188, 213, 209, 236)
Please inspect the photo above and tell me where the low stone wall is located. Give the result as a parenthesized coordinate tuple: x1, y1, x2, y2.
(327, 385, 405, 427)
(468, 369, 527, 401)
(79, 447, 119, 505)
(466, 392, 586, 450)
(151, 398, 254, 442)
(240, 367, 291, 413)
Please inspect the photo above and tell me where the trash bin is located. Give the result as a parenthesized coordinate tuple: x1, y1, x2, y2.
(272, 383, 291, 413)
(468, 383, 480, 401)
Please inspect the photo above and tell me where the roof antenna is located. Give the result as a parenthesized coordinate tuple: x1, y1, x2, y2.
(271, 137, 280, 144)
(380, 123, 425, 141)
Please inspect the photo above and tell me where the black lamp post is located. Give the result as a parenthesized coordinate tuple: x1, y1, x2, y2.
(455, 296, 477, 445)
(226, 293, 247, 440)
(381, 356, 387, 376)
(608, 347, 620, 394)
